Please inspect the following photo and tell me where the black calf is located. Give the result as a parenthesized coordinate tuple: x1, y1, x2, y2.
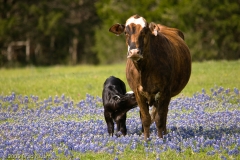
(102, 76, 137, 136)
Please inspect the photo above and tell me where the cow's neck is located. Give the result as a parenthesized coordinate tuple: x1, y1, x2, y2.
(132, 51, 149, 73)
(132, 54, 148, 83)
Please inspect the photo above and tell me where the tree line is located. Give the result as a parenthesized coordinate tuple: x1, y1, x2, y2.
(0, 0, 239, 67)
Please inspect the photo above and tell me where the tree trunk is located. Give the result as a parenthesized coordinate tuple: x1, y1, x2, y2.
(71, 37, 78, 65)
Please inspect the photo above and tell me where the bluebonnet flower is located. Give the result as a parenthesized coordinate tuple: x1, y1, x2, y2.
(228, 148, 239, 156)
(0, 87, 239, 159)
(220, 155, 227, 160)
(24, 96, 29, 103)
(234, 88, 239, 95)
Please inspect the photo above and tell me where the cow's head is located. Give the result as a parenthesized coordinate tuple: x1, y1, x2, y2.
(109, 15, 158, 61)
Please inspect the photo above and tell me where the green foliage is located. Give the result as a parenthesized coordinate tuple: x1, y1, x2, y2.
(0, 0, 99, 66)
(174, 0, 240, 60)
(0, 0, 239, 66)
(94, 25, 127, 64)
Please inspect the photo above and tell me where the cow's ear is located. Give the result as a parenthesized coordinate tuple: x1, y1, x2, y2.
(149, 22, 159, 36)
(109, 24, 125, 36)
(113, 95, 121, 101)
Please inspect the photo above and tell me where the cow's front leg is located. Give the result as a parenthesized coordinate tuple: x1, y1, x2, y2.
(136, 92, 151, 141)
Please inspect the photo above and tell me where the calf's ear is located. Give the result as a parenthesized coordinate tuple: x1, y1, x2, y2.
(109, 24, 125, 36)
(149, 22, 158, 36)
(112, 95, 121, 101)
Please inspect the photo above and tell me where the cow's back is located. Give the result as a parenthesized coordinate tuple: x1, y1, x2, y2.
(158, 24, 191, 96)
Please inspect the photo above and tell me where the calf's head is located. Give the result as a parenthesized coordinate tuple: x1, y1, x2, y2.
(113, 91, 137, 108)
(109, 15, 159, 61)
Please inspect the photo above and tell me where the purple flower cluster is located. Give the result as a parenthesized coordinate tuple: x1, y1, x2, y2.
(0, 87, 239, 159)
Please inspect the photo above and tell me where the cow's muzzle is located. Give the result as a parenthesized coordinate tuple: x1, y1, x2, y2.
(127, 49, 143, 61)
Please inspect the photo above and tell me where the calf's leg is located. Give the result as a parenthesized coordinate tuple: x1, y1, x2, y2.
(116, 114, 127, 136)
(104, 111, 114, 136)
(114, 105, 136, 136)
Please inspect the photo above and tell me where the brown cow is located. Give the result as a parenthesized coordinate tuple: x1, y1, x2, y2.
(109, 15, 191, 140)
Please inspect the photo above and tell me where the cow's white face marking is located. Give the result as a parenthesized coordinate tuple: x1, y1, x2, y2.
(126, 17, 146, 28)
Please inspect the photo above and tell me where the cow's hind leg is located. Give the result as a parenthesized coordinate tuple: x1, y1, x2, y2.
(150, 106, 157, 124)
(154, 94, 171, 138)
(104, 111, 114, 136)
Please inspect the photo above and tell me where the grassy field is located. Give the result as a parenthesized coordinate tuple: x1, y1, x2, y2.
(0, 60, 239, 101)
(0, 60, 239, 160)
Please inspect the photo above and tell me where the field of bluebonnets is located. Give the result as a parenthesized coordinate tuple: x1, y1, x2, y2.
(1, 88, 240, 159)
(0, 62, 240, 160)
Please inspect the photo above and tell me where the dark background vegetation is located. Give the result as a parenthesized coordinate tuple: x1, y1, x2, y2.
(0, 0, 239, 67)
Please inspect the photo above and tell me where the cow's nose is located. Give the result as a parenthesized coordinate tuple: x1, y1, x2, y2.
(129, 49, 140, 55)
(127, 49, 143, 61)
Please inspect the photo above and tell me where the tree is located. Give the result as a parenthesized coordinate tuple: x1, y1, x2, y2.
(0, 0, 100, 67)
(172, 0, 240, 60)
(1, 0, 239, 66)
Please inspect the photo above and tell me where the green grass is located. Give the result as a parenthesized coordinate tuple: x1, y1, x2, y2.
(0, 60, 239, 101)
(0, 64, 127, 101)
(39, 146, 226, 160)
(181, 60, 240, 97)
(72, 147, 221, 160)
